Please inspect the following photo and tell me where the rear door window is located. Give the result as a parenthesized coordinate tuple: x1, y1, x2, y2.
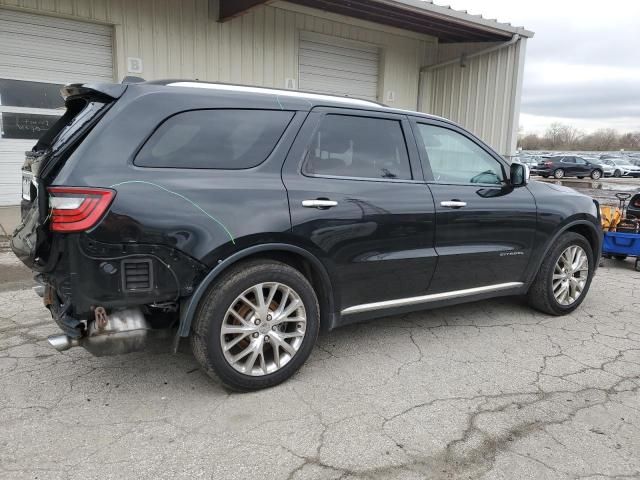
(302, 114, 412, 180)
(135, 109, 294, 169)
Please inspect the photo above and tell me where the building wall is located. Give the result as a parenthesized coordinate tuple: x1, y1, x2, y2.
(0, 0, 436, 111)
(421, 39, 527, 156)
(0, 0, 525, 156)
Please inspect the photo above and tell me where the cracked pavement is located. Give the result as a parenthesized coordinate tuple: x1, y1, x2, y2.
(1, 240, 639, 479)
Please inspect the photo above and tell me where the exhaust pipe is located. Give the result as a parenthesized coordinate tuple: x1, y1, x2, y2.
(47, 308, 151, 356)
(47, 334, 79, 351)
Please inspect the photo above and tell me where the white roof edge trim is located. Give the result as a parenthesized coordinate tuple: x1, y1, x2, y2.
(379, 0, 535, 38)
(167, 82, 381, 107)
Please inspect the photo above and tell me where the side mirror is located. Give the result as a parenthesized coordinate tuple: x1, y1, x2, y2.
(510, 163, 530, 187)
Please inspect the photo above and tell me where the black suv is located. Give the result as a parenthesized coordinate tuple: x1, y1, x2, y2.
(532, 155, 604, 180)
(12, 81, 602, 390)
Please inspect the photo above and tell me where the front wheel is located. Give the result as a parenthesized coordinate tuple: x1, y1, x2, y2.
(553, 169, 565, 179)
(528, 233, 594, 315)
(614, 170, 622, 178)
(191, 260, 320, 391)
(590, 170, 602, 180)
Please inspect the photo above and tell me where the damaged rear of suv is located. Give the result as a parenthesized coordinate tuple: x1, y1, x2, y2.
(12, 82, 208, 356)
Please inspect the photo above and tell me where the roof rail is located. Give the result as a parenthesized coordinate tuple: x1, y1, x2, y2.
(122, 76, 146, 84)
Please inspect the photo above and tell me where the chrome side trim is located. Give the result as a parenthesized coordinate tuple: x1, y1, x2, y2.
(341, 282, 524, 315)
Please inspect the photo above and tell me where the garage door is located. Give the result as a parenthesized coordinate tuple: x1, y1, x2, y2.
(0, 9, 113, 206)
(298, 31, 379, 102)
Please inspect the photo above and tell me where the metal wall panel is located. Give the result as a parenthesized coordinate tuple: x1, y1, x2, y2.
(421, 39, 527, 156)
(0, 139, 34, 205)
(0, 8, 113, 205)
(0, 0, 435, 110)
(299, 31, 379, 100)
(0, 8, 113, 84)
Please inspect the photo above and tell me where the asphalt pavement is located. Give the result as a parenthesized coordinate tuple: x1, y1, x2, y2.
(1, 238, 639, 479)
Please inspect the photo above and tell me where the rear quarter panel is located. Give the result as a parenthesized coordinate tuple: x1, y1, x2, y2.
(52, 86, 310, 266)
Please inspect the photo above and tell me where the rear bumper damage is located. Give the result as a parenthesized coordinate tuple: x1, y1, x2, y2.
(30, 235, 208, 356)
(45, 293, 151, 356)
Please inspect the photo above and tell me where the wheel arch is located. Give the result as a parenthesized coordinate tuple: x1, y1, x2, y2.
(527, 219, 602, 285)
(176, 244, 337, 340)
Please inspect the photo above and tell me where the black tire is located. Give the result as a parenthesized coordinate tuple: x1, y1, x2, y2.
(614, 255, 628, 261)
(636, 259, 640, 272)
(191, 259, 320, 391)
(528, 233, 594, 316)
(614, 170, 622, 178)
(590, 170, 602, 180)
(553, 169, 565, 179)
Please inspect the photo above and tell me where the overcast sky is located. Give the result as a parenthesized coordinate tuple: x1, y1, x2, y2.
(438, 0, 640, 134)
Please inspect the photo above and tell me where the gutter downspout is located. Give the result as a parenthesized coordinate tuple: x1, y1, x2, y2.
(416, 34, 521, 111)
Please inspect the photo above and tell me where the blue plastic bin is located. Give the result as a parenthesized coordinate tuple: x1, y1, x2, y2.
(602, 232, 640, 257)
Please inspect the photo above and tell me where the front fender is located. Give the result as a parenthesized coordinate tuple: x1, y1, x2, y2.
(175, 243, 336, 342)
(525, 217, 602, 286)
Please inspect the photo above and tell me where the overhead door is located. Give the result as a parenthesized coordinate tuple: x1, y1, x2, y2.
(0, 9, 113, 206)
(298, 31, 379, 101)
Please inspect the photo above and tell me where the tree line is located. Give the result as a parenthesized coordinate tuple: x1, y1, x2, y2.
(518, 123, 640, 151)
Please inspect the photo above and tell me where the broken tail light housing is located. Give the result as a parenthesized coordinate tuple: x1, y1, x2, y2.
(48, 187, 115, 232)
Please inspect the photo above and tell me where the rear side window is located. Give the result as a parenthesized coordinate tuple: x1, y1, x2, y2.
(303, 114, 412, 180)
(135, 109, 294, 169)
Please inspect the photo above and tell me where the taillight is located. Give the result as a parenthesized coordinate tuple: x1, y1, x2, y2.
(48, 187, 115, 232)
(544, 161, 553, 167)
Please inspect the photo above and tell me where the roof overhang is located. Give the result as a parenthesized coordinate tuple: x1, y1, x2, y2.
(215, 0, 534, 43)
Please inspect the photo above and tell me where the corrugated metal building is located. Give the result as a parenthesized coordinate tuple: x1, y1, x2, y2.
(0, 0, 533, 221)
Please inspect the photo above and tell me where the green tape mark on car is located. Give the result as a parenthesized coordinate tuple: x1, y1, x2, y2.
(109, 180, 236, 244)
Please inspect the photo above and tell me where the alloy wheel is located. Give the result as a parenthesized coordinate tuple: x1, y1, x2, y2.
(591, 170, 601, 180)
(220, 282, 307, 376)
(552, 245, 589, 306)
(554, 169, 565, 179)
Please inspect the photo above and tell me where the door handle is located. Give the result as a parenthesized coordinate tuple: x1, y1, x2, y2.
(441, 200, 467, 209)
(302, 199, 339, 209)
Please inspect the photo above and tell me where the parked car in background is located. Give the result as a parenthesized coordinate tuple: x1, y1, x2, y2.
(516, 155, 540, 168)
(600, 158, 640, 177)
(532, 155, 604, 180)
(11, 80, 603, 390)
(627, 156, 640, 167)
(583, 156, 615, 177)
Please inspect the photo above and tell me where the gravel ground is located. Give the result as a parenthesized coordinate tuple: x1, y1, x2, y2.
(1, 238, 639, 479)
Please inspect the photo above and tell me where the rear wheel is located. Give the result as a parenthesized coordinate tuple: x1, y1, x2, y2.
(590, 170, 602, 180)
(528, 233, 594, 315)
(191, 260, 320, 391)
(553, 169, 565, 179)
